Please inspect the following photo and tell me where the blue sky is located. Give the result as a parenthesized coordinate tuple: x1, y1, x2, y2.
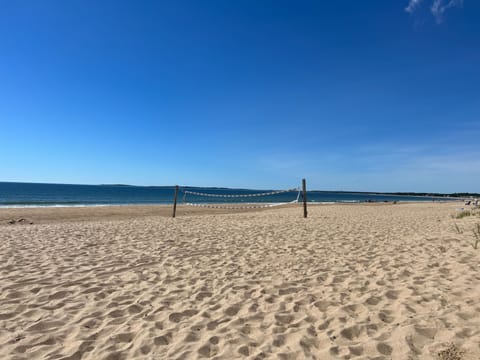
(0, 0, 479, 192)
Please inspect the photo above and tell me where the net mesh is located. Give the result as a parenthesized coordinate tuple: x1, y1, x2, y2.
(182, 187, 301, 210)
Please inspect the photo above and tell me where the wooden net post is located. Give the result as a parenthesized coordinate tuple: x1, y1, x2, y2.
(172, 185, 179, 218)
(302, 179, 307, 218)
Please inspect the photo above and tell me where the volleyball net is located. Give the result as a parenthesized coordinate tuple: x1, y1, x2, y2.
(180, 187, 302, 210)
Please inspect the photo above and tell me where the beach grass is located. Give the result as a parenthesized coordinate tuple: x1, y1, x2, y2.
(473, 223, 480, 249)
(453, 222, 462, 234)
(452, 209, 479, 219)
(453, 210, 472, 219)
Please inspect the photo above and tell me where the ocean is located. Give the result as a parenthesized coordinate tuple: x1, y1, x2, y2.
(0, 182, 454, 207)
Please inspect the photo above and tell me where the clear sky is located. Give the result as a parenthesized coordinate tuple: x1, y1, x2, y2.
(1, 0, 479, 192)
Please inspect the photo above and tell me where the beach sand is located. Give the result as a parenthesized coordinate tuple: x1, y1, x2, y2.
(1, 202, 479, 359)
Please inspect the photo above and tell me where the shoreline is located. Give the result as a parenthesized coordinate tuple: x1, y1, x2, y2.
(0, 198, 459, 209)
(0, 201, 464, 225)
(0, 203, 299, 225)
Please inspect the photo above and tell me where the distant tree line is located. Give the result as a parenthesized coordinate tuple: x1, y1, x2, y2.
(388, 192, 480, 198)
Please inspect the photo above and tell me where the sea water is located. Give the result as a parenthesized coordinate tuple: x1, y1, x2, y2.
(0, 182, 454, 207)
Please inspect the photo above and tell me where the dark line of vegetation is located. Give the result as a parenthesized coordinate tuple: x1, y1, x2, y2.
(387, 192, 480, 198)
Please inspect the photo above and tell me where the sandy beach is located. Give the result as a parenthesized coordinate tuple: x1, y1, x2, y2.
(1, 202, 479, 359)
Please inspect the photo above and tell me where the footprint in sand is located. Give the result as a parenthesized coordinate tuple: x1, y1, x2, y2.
(127, 304, 142, 314)
(154, 333, 172, 346)
(377, 342, 393, 355)
(169, 309, 198, 323)
(275, 313, 294, 325)
(225, 304, 241, 316)
(385, 290, 399, 300)
(340, 325, 363, 340)
(195, 291, 212, 301)
(365, 296, 381, 306)
(198, 342, 218, 357)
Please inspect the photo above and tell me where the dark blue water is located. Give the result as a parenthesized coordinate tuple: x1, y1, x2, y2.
(0, 182, 454, 207)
